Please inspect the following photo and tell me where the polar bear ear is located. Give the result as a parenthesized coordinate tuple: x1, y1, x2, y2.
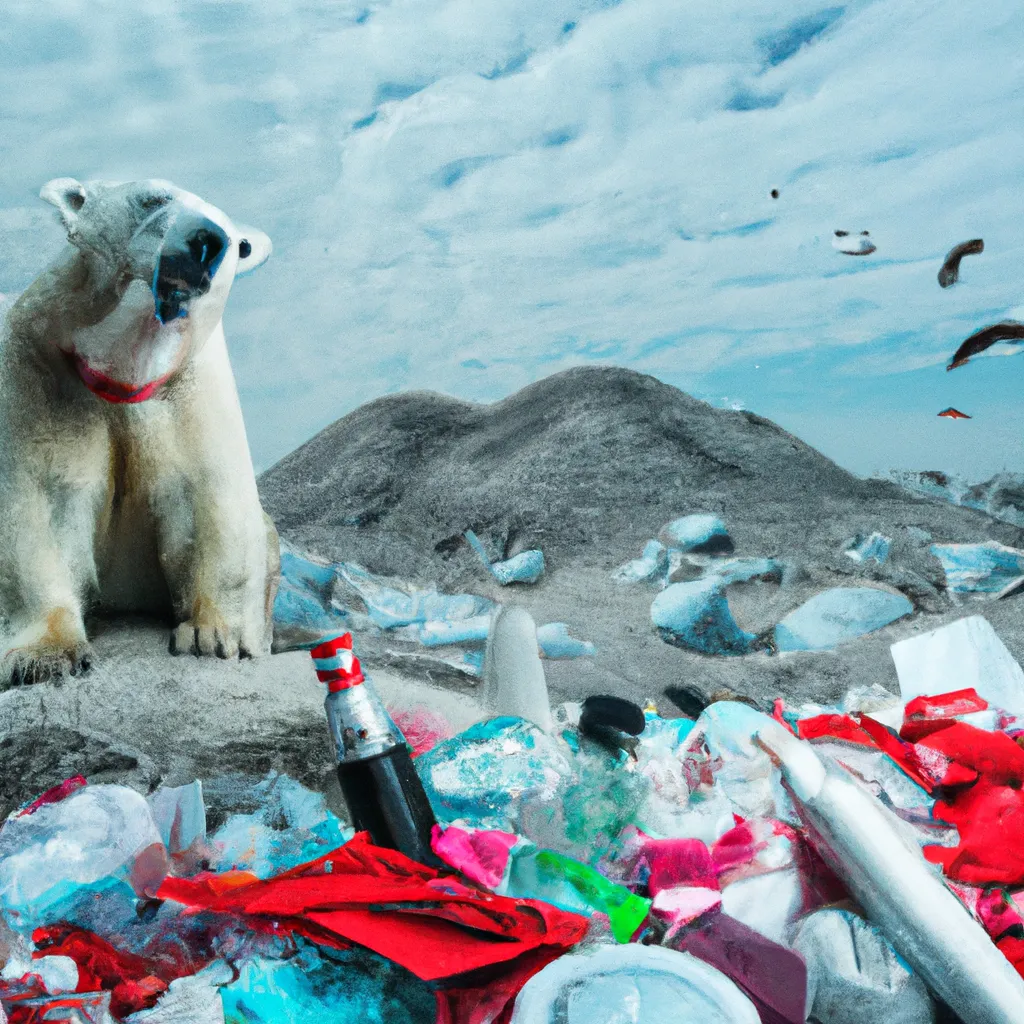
(40, 178, 88, 231)
(234, 226, 272, 276)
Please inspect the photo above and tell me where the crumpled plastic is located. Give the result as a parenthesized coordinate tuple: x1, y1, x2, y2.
(158, 832, 588, 983)
(0, 785, 167, 932)
(793, 908, 935, 1024)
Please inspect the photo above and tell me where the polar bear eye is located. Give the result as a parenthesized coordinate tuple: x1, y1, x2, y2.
(140, 195, 172, 212)
(238, 239, 252, 259)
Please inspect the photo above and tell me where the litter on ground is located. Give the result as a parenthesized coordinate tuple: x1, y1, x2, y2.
(7, 614, 1024, 1022)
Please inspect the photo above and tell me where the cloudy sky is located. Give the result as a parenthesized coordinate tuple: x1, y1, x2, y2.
(1, 0, 1022, 479)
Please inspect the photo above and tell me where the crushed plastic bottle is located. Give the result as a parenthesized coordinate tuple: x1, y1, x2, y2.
(416, 717, 575, 836)
(0, 785, 165, 933)
(501, 845, 651, 943)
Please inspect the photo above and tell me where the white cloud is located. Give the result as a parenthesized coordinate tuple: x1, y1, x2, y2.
(1, 0, 1022, 474)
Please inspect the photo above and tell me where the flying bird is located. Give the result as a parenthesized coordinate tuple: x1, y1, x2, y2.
(938, 238, 984, 288)
(938, 408, 971, 420)
(947, 320, 1024, 370)
(832, 230, 876, 256)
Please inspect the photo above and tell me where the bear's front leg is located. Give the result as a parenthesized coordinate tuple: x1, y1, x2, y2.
(155, 475, 277, 660)
(0, 476, 97, 688)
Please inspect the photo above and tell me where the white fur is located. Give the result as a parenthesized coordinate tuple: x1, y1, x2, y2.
(0, 178, 279, 685)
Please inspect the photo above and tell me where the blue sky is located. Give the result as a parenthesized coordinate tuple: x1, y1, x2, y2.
(1, 0, 1022, 479)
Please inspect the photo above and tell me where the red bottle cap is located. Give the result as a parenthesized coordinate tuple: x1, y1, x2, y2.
(310, 632, 366, 692)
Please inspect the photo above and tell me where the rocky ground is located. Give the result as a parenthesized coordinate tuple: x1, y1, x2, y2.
(3, 365, 1023, 813)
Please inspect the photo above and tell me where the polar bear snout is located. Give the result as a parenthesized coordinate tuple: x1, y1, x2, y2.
(153, 211, 230, 324)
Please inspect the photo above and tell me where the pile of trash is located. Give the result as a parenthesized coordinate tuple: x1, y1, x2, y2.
(5, 613, 1024, 1021)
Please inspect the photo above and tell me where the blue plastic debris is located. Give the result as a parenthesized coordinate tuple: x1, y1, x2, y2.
(418, 615, 492, 647)
(220, 941, 435, 1024)
(712, 557, 785, 585)
(930, 541, 1024, 595)
(844, 533, 892, 565)
(0, 785, 164, 932)
(537, 622, 596, 658)
(417, 717, 574, 834)
(464, 530, 546, 585)
(659, 515, 733, 554)
(774, 588, 913, 652)
(336, 561, 494, 629)
(211, 773, 351, 877)
(490, 549, 546, 585)
(611, 540, 669, 584)
(651, 578, 757, 655)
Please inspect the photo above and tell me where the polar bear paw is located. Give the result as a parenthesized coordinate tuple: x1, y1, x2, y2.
(169, 595, 268, 660)
(0, 609, 93, 688)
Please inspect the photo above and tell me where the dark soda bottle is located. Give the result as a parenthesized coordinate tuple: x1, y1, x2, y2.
(310, 632, 440, 866)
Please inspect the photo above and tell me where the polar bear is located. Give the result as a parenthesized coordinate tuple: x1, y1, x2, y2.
(0, 177, 280, 686)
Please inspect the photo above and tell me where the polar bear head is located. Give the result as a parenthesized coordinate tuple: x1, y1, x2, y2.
(39, 177, 271, 404)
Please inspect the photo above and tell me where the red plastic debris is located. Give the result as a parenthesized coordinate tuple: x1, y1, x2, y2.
(158, 832, 587, 983)
(15, 777, 87, 818)
(918, 723, 1024, 885)
(901, 688, 988, 743)
(29, 925, 188, 1020)
(797, 707, 1024, 886)
(2, 991, 111, 1024)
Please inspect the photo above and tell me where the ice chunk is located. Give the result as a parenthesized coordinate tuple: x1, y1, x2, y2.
(890, 615, 1024, 719)
(0, 785, 165, 929)
(713, 557, 784, 584)
(611, 540, 669, 584)
(536, 622, 595, 658)
(774, 587, 912, 651)
(845, 532, 892, 564)
(482, 606, 552, 731)
(509, 945, 760, 1024)
(793, 909, 935, 1024)
(930, 541, 1024, 595)
(659, 514, 733, 554)
(651, 578, 757, 655)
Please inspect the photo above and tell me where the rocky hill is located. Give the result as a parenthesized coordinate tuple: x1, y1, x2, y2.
(259, 366, 1024, 709)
